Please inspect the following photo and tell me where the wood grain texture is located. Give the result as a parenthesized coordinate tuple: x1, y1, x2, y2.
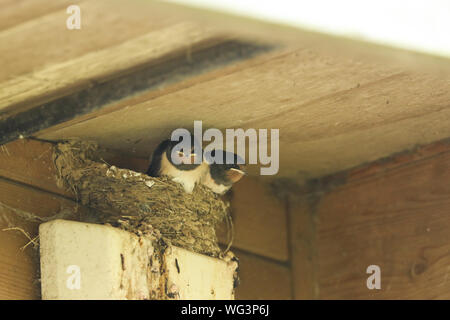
(0, 139, 67, 197)
(0, 0, 73, 32)
(0, 0, 184, 83)
(288, 196, 319, 299)
(0, 230, 38, 299)
(0, 139, 291, 300)
(234, 249, 292, 300)
(0, 178, 85, 300)
(289, 140, 450, 299)
(0, 1, 272, 145)
(0, 139, 153, 199)
(217, 176, 289, 262)
(37, 46, 450, 181)
(150, 0, 450, 76)
(0, 39, 271, 145)
(0, 139, 128, 300)
(2, 0, 449, 182)
(0, 22, 223, 117)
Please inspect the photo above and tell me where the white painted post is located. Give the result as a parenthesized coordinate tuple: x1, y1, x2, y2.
(39, 219, 236, 300)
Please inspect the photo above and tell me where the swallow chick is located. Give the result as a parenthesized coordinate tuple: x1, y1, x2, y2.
(146, 136, 207, 193)
(201, 149, 246, 195)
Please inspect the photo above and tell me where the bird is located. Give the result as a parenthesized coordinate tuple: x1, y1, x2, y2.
(201, 149, 246, 195)
(146, 136, 208, 193)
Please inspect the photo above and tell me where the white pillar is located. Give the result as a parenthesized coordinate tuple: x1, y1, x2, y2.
(39, 219, 236, 300)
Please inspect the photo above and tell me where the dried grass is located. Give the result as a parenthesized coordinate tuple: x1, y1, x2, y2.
(52, 140, 230, 257)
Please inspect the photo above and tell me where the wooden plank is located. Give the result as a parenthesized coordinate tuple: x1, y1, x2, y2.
(0, 0, 73, 32)
(33, 46, 280, 143)
(0, 22, 226, 117)
(0, 0, 187, 83)
(234, 250, 292, 300)
(0, 38, 271, 145)
(0, 140, 290, 300)
(0, 0, 274, 145)
(0, 139, 67, 197)
(288, 197, 319, 299)
(0, 177, 84, 227)
(2, 0, 450, 184)
(0, 178, 84, 299)
(0, 139, 150, 199)
(289, 140, 450, 299)
(217, 177, 289, 262)
(0, 230, 38, 299)
(151, 1, 450, 76)
(36, 46, 450, 181)
(40, 220, 235, 300)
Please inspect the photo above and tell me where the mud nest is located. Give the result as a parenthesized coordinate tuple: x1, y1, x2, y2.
(52, 140, 230, 257)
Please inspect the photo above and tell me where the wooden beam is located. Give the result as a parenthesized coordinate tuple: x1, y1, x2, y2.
(0, 139, 151, 198)
(217, 176, 289, 262)
(0, 35, 272, 145)
(0, 139, 291, 300)
(0, 229, 39, 299)
(0, 0, 73, 32)
(3, 0, 449, 182)
(289, 139, 450, 299)
(0, 0, 201, 83)
(0, 0, 274, 145)
(0, 139, 66, 197)
(40, 220, 236, 299)
(150, 1, 450, 76)
(234, 249, 292, 300)
(36, 46, 450, 181)
(0, 23, 225, 117)
(0, 177, 85, 299)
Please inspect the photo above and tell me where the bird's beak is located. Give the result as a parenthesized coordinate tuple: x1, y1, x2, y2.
(227, 167, 246, 183)
(230, 167, 246, 175)
(180, 153, 197, 165)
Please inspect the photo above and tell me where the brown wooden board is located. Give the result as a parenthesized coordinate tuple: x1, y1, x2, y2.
(0, 0, 73, 32)
(0, 139, 149, 198)
(36, 46, 450, 182)
(289, 139, 450, 299)
(217, 176, 289, 262)
(0, 139, 292, 300)
(2, 0, 449, 183)
(0, 0, 189, 83)
(0, 139, 67, 197)
(0, 178, 85, 299)
(234, 249, 292, 300)
(0, 39, 272, 145)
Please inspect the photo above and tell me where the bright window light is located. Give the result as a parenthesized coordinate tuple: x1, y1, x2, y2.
(167, 0, 450, 58)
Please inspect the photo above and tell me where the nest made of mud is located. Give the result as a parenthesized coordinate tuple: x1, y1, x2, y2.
(52, 140, 230, 257)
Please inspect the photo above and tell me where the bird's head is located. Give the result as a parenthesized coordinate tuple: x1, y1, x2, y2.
(205, 149, 246, 185)
(166, 134, 202, 171)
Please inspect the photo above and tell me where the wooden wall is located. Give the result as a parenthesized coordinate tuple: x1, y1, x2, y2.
(0, 139, 292, 299)
(2, 138, 450, 299)
(289, 139, 450, 299)
(2, 0, 450, 301)
(3, 1, 450, 183)
(0, 139, 85, 299)
(217, 177, 292, 299)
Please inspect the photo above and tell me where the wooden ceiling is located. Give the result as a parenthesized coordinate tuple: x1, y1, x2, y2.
(1, 0, 450, 182)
